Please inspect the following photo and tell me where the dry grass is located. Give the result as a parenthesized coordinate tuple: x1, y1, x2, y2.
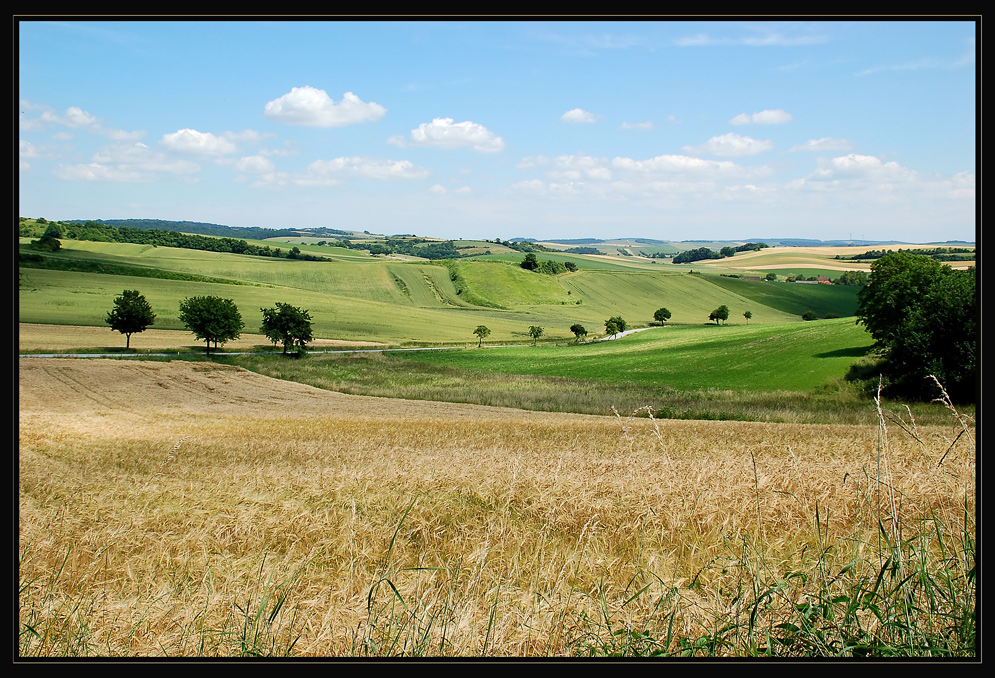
(18, 359, 975, 657)
(18, 323, 386, 353)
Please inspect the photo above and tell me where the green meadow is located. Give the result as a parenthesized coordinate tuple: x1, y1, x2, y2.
(391, 320, 872, 392)
(17, 228, 936, 423)
(21, 237, 856, 342)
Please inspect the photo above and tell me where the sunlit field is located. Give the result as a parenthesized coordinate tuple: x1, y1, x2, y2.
(19, 359, 975, 657)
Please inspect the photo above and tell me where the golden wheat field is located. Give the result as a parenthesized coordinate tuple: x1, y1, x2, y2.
(18, 359, 975, 657)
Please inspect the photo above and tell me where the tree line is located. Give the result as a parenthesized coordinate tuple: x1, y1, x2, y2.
(836, 247, 975, 262)
(105, 290, 314, 355)
(672, 243, 768, 264)
(33, 221, 324, 261)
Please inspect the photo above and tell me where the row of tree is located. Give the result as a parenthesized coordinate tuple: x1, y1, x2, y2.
(105, 290, 314, 355)
(471, 306, 758, 349)
(31, 221, 324, 261)
(672, 243, 768, 264)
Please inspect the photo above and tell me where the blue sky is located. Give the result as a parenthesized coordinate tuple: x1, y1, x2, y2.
(18, 19, 976, 243)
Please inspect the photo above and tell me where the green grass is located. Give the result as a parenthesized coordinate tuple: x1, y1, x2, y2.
(389, 320, 873, 392)
(703, 275, 861, 318)
(22, 239, 856, 346)
(224, 319, 966, 425)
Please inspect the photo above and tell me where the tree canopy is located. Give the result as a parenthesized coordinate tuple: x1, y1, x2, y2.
(856, 252, 976, 402)
(105, 289, 156, 349)
(569, 323, 587, 342)
(709, 305, 730, 325)
(528, 325, 544, 345)
(654, 308, 672, 324)
(178, 296, 244, 352)
(261, 303, 314, 355)
(605, 316, 627, 336)
(473, 325, 491, 348)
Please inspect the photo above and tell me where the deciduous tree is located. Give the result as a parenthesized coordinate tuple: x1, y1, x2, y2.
(709, 305, 729, 325)
(178, 296, 244, 353)
(106, 289, 156, 349)
(528, 325, 544, 345)
(260, 303, 314, 355)
(856, 252, 976, 401)
(569, 323, 587, 342)
(605, 316, 627, 336)
(654, 308, 672, 325)
(473, 325, 491, 348)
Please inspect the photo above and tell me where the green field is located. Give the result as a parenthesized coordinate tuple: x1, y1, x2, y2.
(18, 230, 920, 422)
(20, 238, 858, 343)
(390, 320, 873, 392)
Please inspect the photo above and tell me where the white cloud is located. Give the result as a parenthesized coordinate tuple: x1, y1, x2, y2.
(264, 86, 386, 127)
(729, 109, 792, 125)
(43, 106, 98, 128)
(794, 154, 920, 195)
(53, 141, 200, 182)
(943, 171, 975, 199)
(406, 118, 505, 153)
(790, 137, 852, 152)
(683, 133, 774, 157)
(512, 151, 774, 203)
(19, 139, 40, 158)
(297, 156, 430, 185)
(676, 28, 828, 47)
(824, 153, 916, 179)
(20, 102, 144, 140)
(234, 155, 275, 174)
(429, 184, 447, 195)
(620, 121, 654, 130)
(161, 129, 239, 156)
(561, 108, 596, 124)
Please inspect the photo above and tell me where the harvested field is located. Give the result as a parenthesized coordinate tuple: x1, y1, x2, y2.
(18, 359, 976, 657)
(18, 323, 386, 353)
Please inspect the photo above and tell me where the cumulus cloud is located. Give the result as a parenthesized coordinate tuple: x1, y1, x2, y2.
(43, 106, 98, 128)
(296, 156, 430, 185)
(792, 154, 921, 196)
(403, 118, 505, 153)
(729, 109, 792, 125)
(789, 137, 852, 152)
(53, 142, 200, 182)
(234, 155, 275, 174)
(943, 171, 975, 199)
(264, 86, 387, 127)
(19, 139, 41, 159)
(820, 153, 916, 179)
(161, 129, 239, 156)
(683, 133, 774, 157)
(512, 150, 773, 203)
(20, 102, 144, 140)
(527, 153, 613, 181)
(561, 108, 597, 123)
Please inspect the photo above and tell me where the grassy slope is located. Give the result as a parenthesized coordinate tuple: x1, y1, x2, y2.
(19, 238, 860, 346)
(392, 319, 874, 392)
(703, 275, 860, 318)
